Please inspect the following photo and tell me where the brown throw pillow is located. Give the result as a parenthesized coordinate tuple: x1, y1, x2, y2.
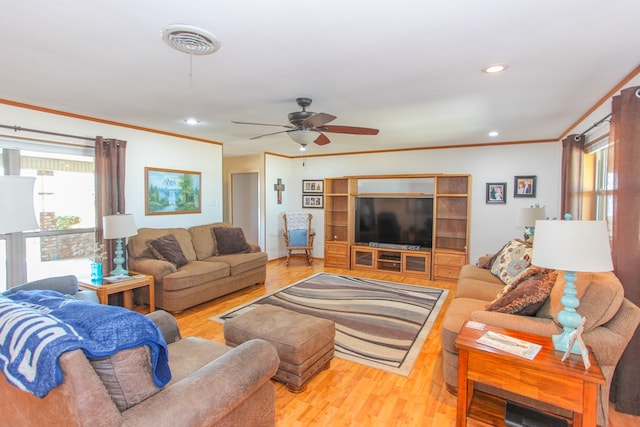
(486, 268, 557, 315)
(147, 234, 188, 267)
(212, 227, 250, 255)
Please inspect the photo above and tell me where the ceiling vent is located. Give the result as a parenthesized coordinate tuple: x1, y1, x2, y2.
(162, 24, 220, 55)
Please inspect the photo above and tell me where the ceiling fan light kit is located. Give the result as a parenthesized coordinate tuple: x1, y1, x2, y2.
(232, 97, 379, 149)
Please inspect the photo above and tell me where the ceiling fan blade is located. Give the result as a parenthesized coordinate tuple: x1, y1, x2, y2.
(232, 120, 292, 129)
(303, 113, 336, 128)
(314, 133, 331, 145)
(249, 130, 291, 140)
(321, 125, 379, 135)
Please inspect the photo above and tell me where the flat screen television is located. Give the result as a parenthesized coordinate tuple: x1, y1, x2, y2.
(355, 197, 434, 249)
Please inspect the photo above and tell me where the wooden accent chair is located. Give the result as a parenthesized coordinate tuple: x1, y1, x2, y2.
(283, 212, 315, 265)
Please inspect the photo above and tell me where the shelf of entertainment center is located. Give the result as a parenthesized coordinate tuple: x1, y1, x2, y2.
(351, 245, 431, 277)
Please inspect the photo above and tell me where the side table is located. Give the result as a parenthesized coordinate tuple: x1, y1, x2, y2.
(455, 322, 605, 427)
(78, 272, 155, 312)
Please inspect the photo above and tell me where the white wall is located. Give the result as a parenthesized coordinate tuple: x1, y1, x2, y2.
(0, 104, 224, 229)
(264, 155, 296, 256)
(265, 142, 562, 263)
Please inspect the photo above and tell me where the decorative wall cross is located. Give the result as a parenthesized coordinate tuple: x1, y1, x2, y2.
(274, 178, 285, 204)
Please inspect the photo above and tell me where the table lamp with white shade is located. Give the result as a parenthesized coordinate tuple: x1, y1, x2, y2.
(102, 213, 138, 276)
(531, 215, 613, 354)
(517, 206, 546, 242)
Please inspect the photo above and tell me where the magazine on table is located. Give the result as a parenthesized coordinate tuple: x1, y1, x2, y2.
(477, 330, 542, 360)
(103, 274, 144, 283)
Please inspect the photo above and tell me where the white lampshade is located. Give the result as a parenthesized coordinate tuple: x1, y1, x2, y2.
(288, 130, 320, 145)
(532, 220, 613, 272)
(102, 214, 138, 239)
(0, 176, 39, 234)
(517, 207, 546, 227)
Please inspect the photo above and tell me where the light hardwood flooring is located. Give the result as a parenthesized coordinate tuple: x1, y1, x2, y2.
(168, 259, 638, 426)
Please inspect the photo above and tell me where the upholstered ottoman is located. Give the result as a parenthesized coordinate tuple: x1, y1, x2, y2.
(223, 304, 335, 393)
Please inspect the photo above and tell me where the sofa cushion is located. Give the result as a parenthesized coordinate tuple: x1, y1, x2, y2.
(489, 239, 532, 285)
(188, 223, 223, 260)
(89, 346, 161, 411)
(547, 271, 624, 332)
(212, 227, 251, 255)
(166, 337, 230, 385)
(147, 235, 189, 267)
(161, 261, 230, 292)
(440, 297, 490, 354)
(206, 251, 268, 276)
(486, 268, 556, 315)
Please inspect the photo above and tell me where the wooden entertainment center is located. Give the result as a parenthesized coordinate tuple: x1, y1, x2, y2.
(324, 174, 470, 281)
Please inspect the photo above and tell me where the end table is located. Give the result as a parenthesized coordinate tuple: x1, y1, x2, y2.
(78, 272, 155, 312)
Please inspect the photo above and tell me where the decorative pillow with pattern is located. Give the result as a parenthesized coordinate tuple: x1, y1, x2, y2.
(486, 268, 557, 315)
(489, 239, 532, 285)
(212, 227, 251, 255)
(147, 234, 188, 267)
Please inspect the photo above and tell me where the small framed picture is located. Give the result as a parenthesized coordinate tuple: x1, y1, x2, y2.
(514, 175, 537, 198)
(486, 182, 507, 204)
(302, 179, 324, 193)
(302, 195, 324, 208)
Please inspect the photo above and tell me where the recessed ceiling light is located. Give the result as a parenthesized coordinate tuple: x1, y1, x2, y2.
(488, 131, 499, 137)
(482, 64, 509, 74)
(184, 118, 200, 125)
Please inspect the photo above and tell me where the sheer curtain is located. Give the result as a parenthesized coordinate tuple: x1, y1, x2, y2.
(609, 86, 640, 414)
(560, 133, 585, 218)
(95, 137, 127, 273)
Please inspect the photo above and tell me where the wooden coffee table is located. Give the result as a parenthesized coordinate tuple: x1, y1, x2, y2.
(455, 322, 605, 427)
(78, 272, 155, 312)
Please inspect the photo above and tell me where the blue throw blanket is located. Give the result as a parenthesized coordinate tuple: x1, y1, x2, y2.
(0, 290, 171, 397)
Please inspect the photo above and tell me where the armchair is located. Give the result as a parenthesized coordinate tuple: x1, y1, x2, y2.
(283, 212, 315, 265)
(0, 307, 280, 427)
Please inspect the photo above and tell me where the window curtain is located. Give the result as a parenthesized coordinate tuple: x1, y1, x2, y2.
(95, 137, 127, 273)
(560, 133, 585, 218)
(609, 86, 640, 415)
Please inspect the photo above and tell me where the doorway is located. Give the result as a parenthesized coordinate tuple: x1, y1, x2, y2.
(231, 172, 260, 245)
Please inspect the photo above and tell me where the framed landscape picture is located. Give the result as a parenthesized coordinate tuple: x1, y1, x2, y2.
(302, 179, 324, 193)
(513, 175, 537, 198)
(145, 167, 201, 215)
(486, 182, 507, 204)
(302, 195, 324, 208)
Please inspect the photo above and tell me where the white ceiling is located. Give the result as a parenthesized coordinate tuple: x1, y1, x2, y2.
(2, 1, 639, 157)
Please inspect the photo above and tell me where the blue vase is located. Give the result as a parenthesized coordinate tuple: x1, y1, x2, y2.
(90, 262, 103, 284)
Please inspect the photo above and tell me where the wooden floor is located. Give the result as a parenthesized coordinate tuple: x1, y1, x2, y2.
(169, 259, 639, 427)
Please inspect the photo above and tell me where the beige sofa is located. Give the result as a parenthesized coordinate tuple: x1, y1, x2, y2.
(441, 259, 640, 426)
(0, 310, 280, 427)
(128, 223, 268, 313)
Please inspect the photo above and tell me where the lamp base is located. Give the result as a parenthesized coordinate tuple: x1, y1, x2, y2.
(110, 238, 129, 277)
(554, 270, 583, 355)
(552, 331, 581, 354)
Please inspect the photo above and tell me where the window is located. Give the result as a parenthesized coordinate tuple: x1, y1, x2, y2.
(1, 143, 95, 291)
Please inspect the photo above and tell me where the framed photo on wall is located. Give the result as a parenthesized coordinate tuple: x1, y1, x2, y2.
(514, 175, 537, 198)
(302, 195, 324, 208)
(145, 167, 201, 215)
(302, 179, 324, 193)
(486, 182, 507, 204)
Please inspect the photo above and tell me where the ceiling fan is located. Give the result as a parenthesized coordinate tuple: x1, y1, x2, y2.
(232, 97, 379, 149)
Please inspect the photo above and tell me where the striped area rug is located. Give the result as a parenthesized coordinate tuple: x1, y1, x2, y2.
(213, 273, 448, 376)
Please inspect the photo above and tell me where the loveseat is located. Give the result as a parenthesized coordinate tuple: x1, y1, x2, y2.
(128, 223, 268, 313)
(0, 306, 280, 427)
(440, 242, 640, 426)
